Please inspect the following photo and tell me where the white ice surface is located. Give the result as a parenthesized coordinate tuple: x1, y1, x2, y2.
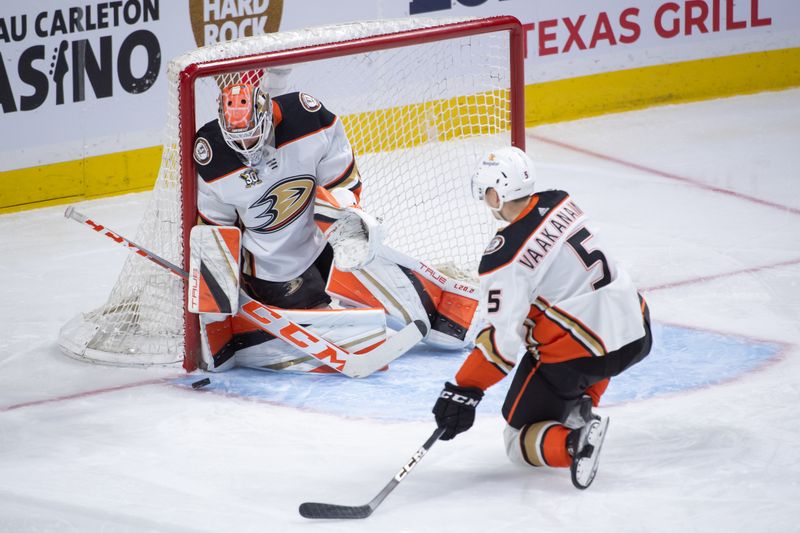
(1, 90, 799, 532)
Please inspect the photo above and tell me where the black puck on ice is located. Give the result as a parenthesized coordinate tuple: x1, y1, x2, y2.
(191, 377, 211, 389)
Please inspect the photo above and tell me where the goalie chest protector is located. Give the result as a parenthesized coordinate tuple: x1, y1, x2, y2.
(193, 92, 355, 282)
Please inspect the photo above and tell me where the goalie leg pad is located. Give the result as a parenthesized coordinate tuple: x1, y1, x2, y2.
(233, 307, 389, 373)
(199, 314, 237, 372)
(327, 256, 432, 335)
(379, 247, 482, 349)
(327, 247, 482, 350)
(427, 290, 481, 349)
(188, 226, 241, 315)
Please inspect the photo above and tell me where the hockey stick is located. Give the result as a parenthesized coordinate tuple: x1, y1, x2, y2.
(64, 206, 426, 378)
(65, 206, 188, 277)
(299, 427, 446, 519)
(237, 290, 426, 378)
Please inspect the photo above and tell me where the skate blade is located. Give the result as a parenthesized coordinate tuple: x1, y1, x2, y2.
(570, 416, 610, 490)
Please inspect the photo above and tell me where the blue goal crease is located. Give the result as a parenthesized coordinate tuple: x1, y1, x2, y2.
(171, 322, 782, 421)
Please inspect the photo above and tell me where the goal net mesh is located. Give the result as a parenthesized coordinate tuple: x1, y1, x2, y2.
(58, 17, 517, 367)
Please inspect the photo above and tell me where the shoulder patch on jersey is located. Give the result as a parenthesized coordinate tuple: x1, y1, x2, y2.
(194, 137, 212, 166)
(194, 119, 246, 183)
(483, 235, 505, 255)
(479, 190, 571, 275)
(273, 92, 337, 149)
(299, 92, 321, 112)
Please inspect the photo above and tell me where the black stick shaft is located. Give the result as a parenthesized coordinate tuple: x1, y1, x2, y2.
(299, 427, 446, 519)
(367, 427, 445, 510)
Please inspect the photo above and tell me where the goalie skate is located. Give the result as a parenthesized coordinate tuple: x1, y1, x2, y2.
(568, 415, 610, 490)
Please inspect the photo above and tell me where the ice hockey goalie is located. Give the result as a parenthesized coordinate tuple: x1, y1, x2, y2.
(192, 83, 481, 373)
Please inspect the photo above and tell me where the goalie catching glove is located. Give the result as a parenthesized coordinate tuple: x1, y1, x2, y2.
(432, 381, 484, 440)
(315, 187, 383, 271)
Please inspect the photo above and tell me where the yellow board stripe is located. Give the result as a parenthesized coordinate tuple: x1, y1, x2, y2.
(525, 46, 800, 126)
(2, 47, 798, 213)
(0, 146, 162, 214)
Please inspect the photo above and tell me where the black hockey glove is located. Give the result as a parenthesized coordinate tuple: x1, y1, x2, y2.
(432, 381, 484, 440)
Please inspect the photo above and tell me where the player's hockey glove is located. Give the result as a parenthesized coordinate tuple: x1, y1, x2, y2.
(432, 381, 484, 440)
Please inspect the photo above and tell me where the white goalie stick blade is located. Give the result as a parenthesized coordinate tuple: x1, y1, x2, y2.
(188, 226, 241, 315)
(237, 291, 427, 378)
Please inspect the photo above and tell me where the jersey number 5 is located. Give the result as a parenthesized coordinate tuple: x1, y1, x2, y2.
(566, 227, 611, 290)
(487, 289, 502, 313)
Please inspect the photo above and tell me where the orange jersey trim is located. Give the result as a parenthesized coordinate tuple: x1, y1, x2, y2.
(455, 348, 507, 391)
(272, 100, 283, 127)
(511, 195, 540, 224)
(315, 185, 342, 208)
(528, 310, 593, 363)
(527, 298, 607, 362)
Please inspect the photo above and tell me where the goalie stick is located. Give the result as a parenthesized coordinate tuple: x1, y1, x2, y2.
(299, 427, 446, 519)
(64, 206, 426, 378)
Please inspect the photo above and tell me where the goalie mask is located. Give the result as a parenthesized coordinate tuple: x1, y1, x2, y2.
(471, 146, 536, 212)
(218, 83, 272, 164)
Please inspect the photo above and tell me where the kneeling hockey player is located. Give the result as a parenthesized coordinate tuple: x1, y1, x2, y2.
(431, 147, 652, 488)
(192, 80, 480, 373)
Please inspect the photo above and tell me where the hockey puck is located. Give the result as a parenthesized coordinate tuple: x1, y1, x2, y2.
(191, 377, 211, 389)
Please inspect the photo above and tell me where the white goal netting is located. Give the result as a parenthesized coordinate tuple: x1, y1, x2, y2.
(58, 17, 521, 367)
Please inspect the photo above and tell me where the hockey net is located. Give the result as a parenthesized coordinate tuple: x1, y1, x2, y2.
(58, 16, 526, 369)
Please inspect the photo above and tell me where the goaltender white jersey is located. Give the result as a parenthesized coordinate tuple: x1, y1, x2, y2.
(475, 190, 646, 371)
(193, 92, 361, 282)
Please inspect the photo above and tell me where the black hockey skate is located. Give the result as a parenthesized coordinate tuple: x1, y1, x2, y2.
(567, 415, 610, 490)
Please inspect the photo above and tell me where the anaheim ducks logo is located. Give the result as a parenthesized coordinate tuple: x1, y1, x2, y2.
(248, 176, 315, 234)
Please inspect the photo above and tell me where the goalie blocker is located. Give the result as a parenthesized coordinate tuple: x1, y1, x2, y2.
(195, 226, 481, 374)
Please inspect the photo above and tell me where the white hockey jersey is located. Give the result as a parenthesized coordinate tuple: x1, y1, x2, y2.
(193, 92, 361, 282)
(455, 190, 647, 390)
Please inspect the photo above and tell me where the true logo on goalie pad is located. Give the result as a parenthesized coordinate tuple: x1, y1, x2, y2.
(194, 137, 213, 165)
